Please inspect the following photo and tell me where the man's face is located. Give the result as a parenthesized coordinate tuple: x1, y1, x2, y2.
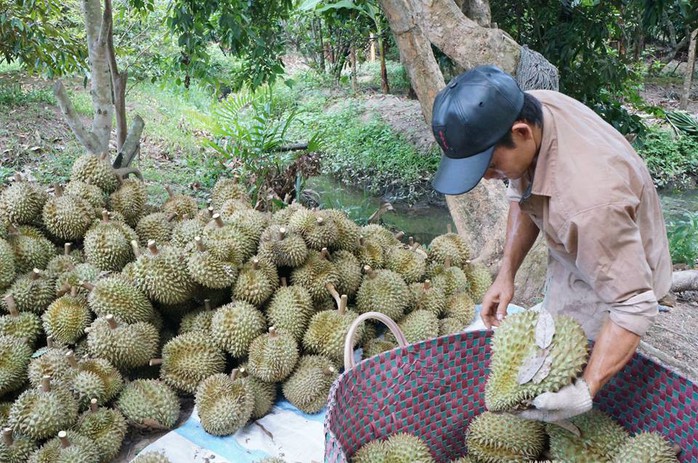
(483, 124, 538, 181)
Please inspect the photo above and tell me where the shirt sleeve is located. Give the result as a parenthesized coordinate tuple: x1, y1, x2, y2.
(556, 202, 658, 336)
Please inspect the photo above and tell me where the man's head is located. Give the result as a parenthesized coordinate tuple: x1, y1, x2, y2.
(431, 65, 542, 195)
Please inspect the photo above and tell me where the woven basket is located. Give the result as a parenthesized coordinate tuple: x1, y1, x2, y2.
(324, 312, 698, 462)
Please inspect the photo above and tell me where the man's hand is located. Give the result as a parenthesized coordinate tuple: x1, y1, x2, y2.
(480, 276, 515, 329)
(518, 379, 592, 422)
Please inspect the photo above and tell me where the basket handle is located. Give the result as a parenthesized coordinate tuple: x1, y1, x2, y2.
(343, 311, 409, 371)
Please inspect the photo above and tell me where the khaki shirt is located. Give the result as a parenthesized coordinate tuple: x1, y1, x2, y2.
(507, 90, 672, 337)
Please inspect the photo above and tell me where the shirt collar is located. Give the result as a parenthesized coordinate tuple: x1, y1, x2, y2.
(529, 105, 556, 197)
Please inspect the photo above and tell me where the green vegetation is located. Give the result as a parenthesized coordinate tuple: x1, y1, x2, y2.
(666, 212, 698, 266)
(635, 129, 698, 189)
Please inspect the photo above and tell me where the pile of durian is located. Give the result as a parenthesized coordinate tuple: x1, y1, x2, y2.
(0, 153, 491, 462)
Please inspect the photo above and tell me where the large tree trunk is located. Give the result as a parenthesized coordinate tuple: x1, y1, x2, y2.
(680, 28, 697, 111)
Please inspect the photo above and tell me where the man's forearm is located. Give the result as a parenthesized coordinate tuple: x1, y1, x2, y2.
(499, 201, 540, 280)
(583, 319, 641, 397)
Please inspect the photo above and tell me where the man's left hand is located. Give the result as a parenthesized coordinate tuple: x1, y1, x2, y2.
(518, 379, 592, 422)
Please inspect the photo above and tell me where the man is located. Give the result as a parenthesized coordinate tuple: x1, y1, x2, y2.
(430, 65, 672, 422)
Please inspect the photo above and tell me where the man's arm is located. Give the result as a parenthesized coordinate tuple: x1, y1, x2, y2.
(481, 200, 540, 328)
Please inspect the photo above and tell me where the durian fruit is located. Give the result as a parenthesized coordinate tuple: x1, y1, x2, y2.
(354, 236, 385, 269)
(202, 214, 255, 266)
(64, 180, 106, 212)
(428, 230, 470, 267)
(229, 208, 269, 243)
(238, 365, 276, 419)
(45, 242, 82, 276)
(70, 153, 118, 194)
(135, 212, 177, 246)
(210, 177, 248, 210)
(86, 276, 155, 324)
(330, 249, 362, 298)
(361, 224, 402, 249)
(287, 209, 339, 251)
(408, 280, 446, 316)
(466, 411, 545, 463)
(130, 241, 197, 305)
(258, 225, 308, 268)
(612, 432, 680, 463)
(464, 261, 492, 303)
(485, 310, 589, 412)
(547, 410, 629, 463)
(0, 176, 48, 225)
(5, 226, 55, 274)
(41, 288, 91, 345)
(3, 268, 56, 314)
(132, 452, 173, 463)
(0, 403, 11, 427)
(443, 292, 476, 325)
(83, 211, 138, 272)
(41, 184, 94, 241)
(428, 259, 468, 298)
(351, 438, 388, 463)
(0, 428, 38, 463)
(384, 432, 435, 463)
(248, 326, 299, 383)
(282, 355, 337, 414)
(211, 300, 266, 357)
(28, 430, 100, 463)
(171, 217, 206, 248)
(356, 266, 409, 320)
(27, 339, 71, 387)
(385, 245, 426, 284)
(9, 376, 79, 440)
(178, 299, 216, 334)
(217, 198, 252, 222)
(323, 209, 360, 252)
(54, 262, 100, 296)
(188, 236, 238, 289)
(438, 317, 465, 336)
(303, 295, 364, 364)
(153, 331, 226, 394)
(362, 337, 397, 359)
(116, 379, 180, 429)
(233, 257, 278, 306)
(290, 249, 340, 303)
(75, 399, 128, 462)
(194, 369, 254, 436)
(87, 315, 159, 370)
(395, 310, 439, 344)
(0, 295, 42, 345)
(66, 352, 124, 408)
(0, 334, 32, 396)
(162, 185, 198, 219)
(108, 178, 148, 227)
(0, 238, 16, 289)
(270, 202, 307, 226)
(265, 282, 314, 343)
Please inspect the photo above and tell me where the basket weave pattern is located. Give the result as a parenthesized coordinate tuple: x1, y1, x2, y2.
(324, 330, 698, 462)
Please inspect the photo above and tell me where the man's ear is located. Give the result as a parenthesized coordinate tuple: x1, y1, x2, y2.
(512, 122, 534, 141)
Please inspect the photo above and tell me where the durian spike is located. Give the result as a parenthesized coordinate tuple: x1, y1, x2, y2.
(166, 212, 178, 223)
(268, 326, 278, 337)
(278, 227, 286, 240)
(58, 430, 70, 448)
(358, 236, 365, 247)
(363, 265, 376, 279)
(338, 295, 348, 315)
(101, 210, 110, 222)
(444, 256, 451, 269)
(194, 236, 205, 252)
(81, 281, 96, 292)
(105, 314, 118, 330)
(251, 258, 260, 270)
(90, 398, 98, 413)
(280, 277, 287, 287)
(40, 376, 52, 393)
(31, 268, 42, 281)
(2, 428, 13, 446)
(147, 240, 159, 255)
(130, 240, 141, 257)
(320, 247, 331, 261)
(65, 351, 78, 368)
(47, 336, 55, 348)
(212, 214, 225, 228)
(165, 185, 175, 198)
(423, 279, 431, 290)
(230, 368, 240, 381)
(64, 242, 73, 255)
(149, 358, 163, 366)
(325, 283, 341, 308)
(53, 183, 63, 197)
(4, 294, 19, 317)
(394, 230, 405, 241)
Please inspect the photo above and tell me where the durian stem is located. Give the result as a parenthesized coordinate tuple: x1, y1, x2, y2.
(90, 398, 98, 413)
(101, 210, 110, 222)
(3, 295, 19, 317)
(106, 315, 118, 330)
(206, 206, 214, 217)
(672, 443, 682, 456)
(321, 248, 331, 261)
(278, 227, 286, 240)
(54, 183, 63, 197)
(58, 431, 70, 448)
(40, 376, 51, 393)
(47, 336, 55, 348)
(316, 217, 324, 226)
(2, 428, 13, 447)
(65, 351, 78, 368)
(70, 286, 78, 297)
(363, 265, 376, 279)
(394, 231, 405, 241)
(324, 366, 336, 376)
(359, 236, 365, 247)
(252, 258, 259, 270)
(447, 223, 453, 234)
(31, 268, 42, 280)
(131, 240, 141, 257)
(204, 299, 212, 311)
(408, 236, 415, 246)
(230, 368, 239, 381)
(100, 151, 109, 161)
(283, 192, 292, 204)
(194, 236, 205, 252)
(56, 282, 71, 297)
(149, 359, 163, 366)
(212, 214, 225, 228)
(166, 212, 178, 223)
(423, 279, 431, 290)
(268, 326, 277, 337)
(325, 283, 341, 308)
(280, 277, 287, 287)
(338, 294, 348, 315)
(444, 256, 452, 269)
(147, 240, 159, 255)
(14, 172, 22, 182)
(81, 281, 96, 292)
(165, 185, 175, 198)
(64, 242, 73, 255)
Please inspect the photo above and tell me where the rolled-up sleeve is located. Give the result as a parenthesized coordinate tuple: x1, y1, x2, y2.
(557, 202, 658, 336)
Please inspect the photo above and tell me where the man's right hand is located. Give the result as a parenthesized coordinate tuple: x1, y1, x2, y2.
(480, 276, 515, 329)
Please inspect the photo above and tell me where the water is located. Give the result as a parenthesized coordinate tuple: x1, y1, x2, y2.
(303, 175, 454, 245)
(660, 189, 698, 222)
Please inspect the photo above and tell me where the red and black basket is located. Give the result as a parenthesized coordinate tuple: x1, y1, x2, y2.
(324, 312, 698, 462)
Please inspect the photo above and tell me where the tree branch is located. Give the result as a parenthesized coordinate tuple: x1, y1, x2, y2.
(113, 115, 145, 169)
(53, 81, 103, 154)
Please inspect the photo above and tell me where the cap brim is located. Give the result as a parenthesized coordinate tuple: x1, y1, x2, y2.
(431, 147, 494, 195)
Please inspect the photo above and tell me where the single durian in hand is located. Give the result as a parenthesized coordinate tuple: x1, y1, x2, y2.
(87, 315, 159, 370)
(117, 379, 180, 429)
(248, 326, 299, 383)
(0, 334, 33, 396)
(75, 399, 128, 463)
(211, 300, 266, 357)
(466, 411, 545, 463)
(9, 376, 79, 440)
(282, 355, 337, 414)
(0, 428, 37, 463)
(194, 369, 254, 436)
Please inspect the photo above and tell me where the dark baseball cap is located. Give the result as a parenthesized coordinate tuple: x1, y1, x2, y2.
(431, 65, 524, 195)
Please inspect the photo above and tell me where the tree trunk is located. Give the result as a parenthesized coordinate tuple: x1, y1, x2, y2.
(379, 36, 390, 94)
(680, 28, 697, 111)
(671, 270, 698, 293)
(460, 0, 491, 28)
(350, 45, 358, 92)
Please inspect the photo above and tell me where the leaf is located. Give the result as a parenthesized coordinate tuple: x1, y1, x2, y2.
(551, 420, 582, 437)
(531, 352, 554, 384)
(535, 309, 555, 349)
(517, 350, 547, 385)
